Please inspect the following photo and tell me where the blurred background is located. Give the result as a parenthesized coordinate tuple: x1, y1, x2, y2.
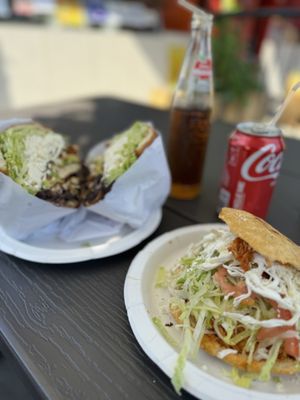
(0, 0, 299, 137)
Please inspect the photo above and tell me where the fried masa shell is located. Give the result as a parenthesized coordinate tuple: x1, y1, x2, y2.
(171, 307, 299, 375)
(169, 211, 300, 375)
(219, 208, 300, 269)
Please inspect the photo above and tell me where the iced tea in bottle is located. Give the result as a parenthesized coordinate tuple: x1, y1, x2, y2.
(168, 13, 213, 199)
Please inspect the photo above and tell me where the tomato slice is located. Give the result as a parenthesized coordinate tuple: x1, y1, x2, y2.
(284, 337, 299, 358)
(213, 266, 247, 297)
(257, 303, 299, 359)
(257, 326, 293, 341)
(213, 268, 300, 358)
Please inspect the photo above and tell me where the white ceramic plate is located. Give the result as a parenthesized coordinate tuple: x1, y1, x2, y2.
(124, 224, 300, 400)
(0, 208, 162, 264)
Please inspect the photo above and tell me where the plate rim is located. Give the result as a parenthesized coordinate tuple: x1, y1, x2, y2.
(0, 208, 162, 264)
(124, 223, 299, 400)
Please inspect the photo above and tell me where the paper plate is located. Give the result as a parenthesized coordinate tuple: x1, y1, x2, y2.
(124, 224, 300, 400)
(0, 208, 162, 264)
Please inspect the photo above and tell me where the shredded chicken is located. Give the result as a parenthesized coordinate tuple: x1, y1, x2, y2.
(228, 238, 254, 271)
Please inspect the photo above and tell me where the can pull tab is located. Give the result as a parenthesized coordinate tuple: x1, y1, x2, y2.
(268, 81, 300, 127)
(178, 0, 213, 20)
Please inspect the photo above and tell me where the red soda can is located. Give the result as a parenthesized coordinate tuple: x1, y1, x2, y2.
(218, 122, 285, 218)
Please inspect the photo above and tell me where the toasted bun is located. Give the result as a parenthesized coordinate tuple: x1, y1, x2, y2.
(0, 122, 49, 134)
(171, 307, 298, 375)
(219, 208, 300, 269)
(0, 156, 7, 174)
(135, 127, 157, 157)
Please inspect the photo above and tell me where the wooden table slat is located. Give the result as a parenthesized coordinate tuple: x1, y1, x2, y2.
(0, 97, 299, 400)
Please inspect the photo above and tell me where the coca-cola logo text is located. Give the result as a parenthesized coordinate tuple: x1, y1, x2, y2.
(241, 143, 283, 182)
(193, 59, 212, 80)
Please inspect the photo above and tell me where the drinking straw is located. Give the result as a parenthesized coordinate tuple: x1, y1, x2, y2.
(268, 81, 300, 126)
(178, 0, 213, 20)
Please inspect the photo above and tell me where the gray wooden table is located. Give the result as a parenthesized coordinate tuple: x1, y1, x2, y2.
(0, 98, 300, 400)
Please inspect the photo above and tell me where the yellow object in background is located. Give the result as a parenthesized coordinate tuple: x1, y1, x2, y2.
(149, 87, 172, 109)
(150, 44, 185, 109)
(220, 0, 239, 12)
(56, 0, 86, 27)
(286, 71, 300, 97)
(279, 71, 300, 125)
(168, 45, 185, 87)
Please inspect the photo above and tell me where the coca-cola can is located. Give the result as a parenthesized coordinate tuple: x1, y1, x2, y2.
(218, 122, 285, 219)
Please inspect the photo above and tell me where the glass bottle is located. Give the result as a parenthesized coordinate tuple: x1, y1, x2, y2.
(167, 14, 214, 200)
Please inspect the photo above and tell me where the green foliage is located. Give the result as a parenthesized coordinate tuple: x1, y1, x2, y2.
(213, 20, 261, 104)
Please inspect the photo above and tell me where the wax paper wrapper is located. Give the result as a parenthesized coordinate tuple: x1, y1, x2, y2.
(87, 135, 170, 228)
(0, 119, 170, 242)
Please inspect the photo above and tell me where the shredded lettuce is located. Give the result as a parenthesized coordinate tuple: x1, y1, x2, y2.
(0, 148, 6, 171)
(155, 266, 167, 288)
(152, 317, 179, 349)
(191, 310, 207, 357)
(245, 330, 258, 364)
(272, 376, 281, 383)
(0, 124, 65, 193)
(171, 328, 193, 394)
(0, 125, 31, 185)
(103, 122, 153, 186)
(259, 340, 282, 382)
(228, 368, 255, 389)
